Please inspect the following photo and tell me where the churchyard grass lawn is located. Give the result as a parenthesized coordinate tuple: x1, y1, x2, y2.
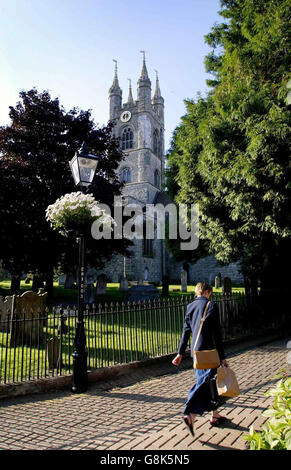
(0, 280, 77, 303)
(101, 283, 245, 300)
(0, 281, 245, 305)
(0, 281, 245, 383)
(0, 301, 186, 383)
(158, 284, 245, 296)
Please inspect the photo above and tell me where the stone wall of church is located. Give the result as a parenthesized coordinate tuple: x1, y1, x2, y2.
(95, 238, 163, 284)
(166, 255, 244, 285)
(119, 149, 139, 183)
(123, 181, 159, 204)
(96, 252, 243, 286)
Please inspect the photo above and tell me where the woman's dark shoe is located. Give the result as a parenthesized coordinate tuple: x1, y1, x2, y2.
(183, 415, 194, 436)
(210, 416, 229, 427)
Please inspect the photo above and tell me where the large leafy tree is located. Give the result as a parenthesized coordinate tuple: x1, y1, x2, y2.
(0, 89, 130, 296)
(166, 0, 291, 290)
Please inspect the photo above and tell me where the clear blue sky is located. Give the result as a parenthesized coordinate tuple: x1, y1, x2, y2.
(0, 0, 222, 151)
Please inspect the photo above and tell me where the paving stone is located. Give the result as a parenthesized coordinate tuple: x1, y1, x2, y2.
(231, 436, 248, 450)
(0, 338, 288, 451)
(206, 430, 232, 447)
(174, 436, 205, 450)
(220, 430, 244, 447)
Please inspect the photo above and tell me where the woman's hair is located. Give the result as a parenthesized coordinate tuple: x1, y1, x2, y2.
(195, 282, 213, 296)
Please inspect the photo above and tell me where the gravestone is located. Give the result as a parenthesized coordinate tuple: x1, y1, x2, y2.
(58, 274, 66, 286)
(120, 277, 128, 292)
(162, 276, 169, 297)
(24, 273, 32, 284)
(144, 267, 149, 282)
(127, 285, 159, 302)
(181, 269, 187, 293)
(10, 290, 47, 346)
(57, 312, 68, 335)
(86, 268, 97, 282)
(96, 274, 107, 295)
(222, 277, 232, 296)
(46, 336, 61, 370)
(84, 274, 95, 304)
(215, 272, 222, 289)
(64, 274, 75, 289)
(0, 295, 14, 332)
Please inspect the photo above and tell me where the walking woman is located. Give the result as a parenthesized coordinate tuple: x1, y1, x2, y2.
(172, 282, 229, 436)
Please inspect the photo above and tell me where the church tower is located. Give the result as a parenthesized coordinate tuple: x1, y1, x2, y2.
(108, 53, 165, 201)
(106, 54, 166, 282)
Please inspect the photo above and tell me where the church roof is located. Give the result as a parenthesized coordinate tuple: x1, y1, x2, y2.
(153, 191, 175, 206)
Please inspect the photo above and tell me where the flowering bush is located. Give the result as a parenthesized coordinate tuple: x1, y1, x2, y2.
(45, 192, 114, 236)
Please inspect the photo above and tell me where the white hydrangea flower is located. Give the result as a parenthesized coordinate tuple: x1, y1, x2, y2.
(45, 191, 115, 236)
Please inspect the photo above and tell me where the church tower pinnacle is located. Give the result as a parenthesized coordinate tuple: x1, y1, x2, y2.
(127, 78, 134, 105)
(140, 50, 149, 80)
(153, 70, 161, 98)
(152, 70, 164, 119)
(109, 59, 122, 120)
(137, 51, 151, 109)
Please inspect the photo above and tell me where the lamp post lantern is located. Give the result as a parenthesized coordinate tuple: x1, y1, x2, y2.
(69, 141, 100, 188)
(69, 141, 100, 393)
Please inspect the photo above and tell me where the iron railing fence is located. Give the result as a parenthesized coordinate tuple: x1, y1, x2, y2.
(0, 292, 287, 385)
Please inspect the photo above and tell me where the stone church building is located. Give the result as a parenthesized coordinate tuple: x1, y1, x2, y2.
(97, 56, 243, 285)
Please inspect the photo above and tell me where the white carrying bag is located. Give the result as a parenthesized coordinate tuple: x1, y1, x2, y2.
(216, 365, 240, 398)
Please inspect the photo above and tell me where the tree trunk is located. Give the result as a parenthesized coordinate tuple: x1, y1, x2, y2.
(10, 275, 21, 293)
(45, 267, 54, 303)
(244, 276, 258, 297)
(32, 274, 44, 292)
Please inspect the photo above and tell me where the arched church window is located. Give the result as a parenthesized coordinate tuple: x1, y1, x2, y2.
(120, 168, 131, 183)
(154, 169, 160, 188)
(143, 236, 154, 258)
(121, 127, 133, 150)
(153, 129, 159, 155)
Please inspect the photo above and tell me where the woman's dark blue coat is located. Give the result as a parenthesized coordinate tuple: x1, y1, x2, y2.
(178, 295, 225, 361)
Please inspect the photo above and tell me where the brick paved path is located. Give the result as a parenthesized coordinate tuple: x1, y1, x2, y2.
(0, 338, 289, 450)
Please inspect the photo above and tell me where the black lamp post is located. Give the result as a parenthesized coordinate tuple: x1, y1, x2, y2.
(69, 142, 100, 393)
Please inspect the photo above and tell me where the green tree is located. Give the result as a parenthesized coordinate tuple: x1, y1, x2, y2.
(166, 0, 291, 290)
(0, 89, 130, 297)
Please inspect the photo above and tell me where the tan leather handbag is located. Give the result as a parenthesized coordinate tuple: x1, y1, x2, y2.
(193, 301, 220, 369)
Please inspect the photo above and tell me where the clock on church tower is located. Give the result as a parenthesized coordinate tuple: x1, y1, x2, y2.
(120, 111, 131, 122)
